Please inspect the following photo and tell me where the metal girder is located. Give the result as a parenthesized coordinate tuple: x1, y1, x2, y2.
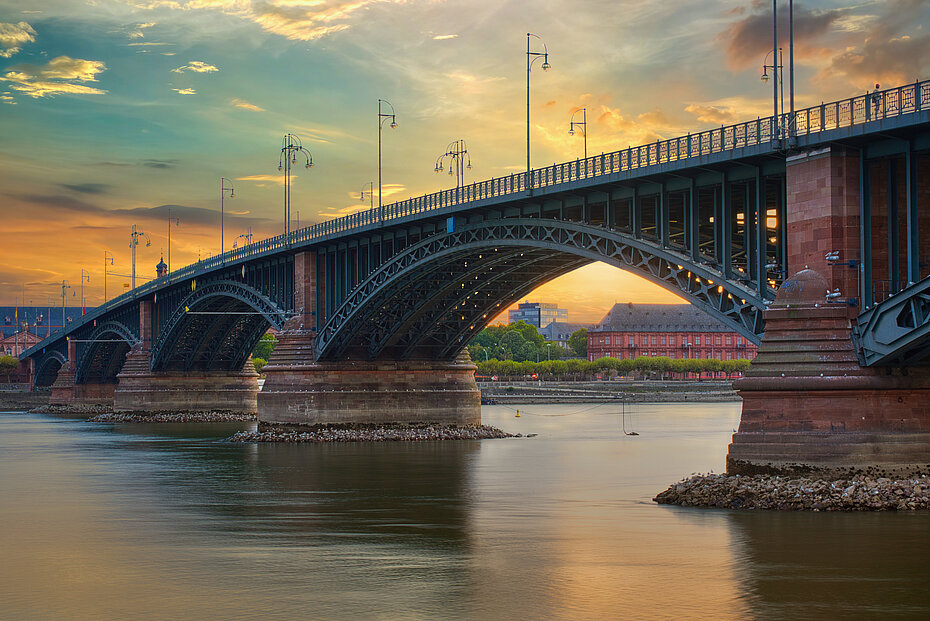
(317, 218, 769, 362)
(854, 275, 930, 366)
(74, 321, 139, 384)
(151, 280, 287, 372)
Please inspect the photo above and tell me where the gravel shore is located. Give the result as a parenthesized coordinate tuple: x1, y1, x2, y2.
(654, 473, 930, 511)
(229, 424, 517, 443)
(89, 411, 257, 423)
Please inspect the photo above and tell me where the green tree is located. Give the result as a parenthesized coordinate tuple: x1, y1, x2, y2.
(568, 328, 588, 358)
(253, 333, 277, 361)
(252, 357, 267, 374)
(0, 355, 19, 383)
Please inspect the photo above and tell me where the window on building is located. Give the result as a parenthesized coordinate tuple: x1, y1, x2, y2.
(694, 336, 701, 345)
(716, 335, 722, 345)
(669, 336, 675, 346)
(629, 337, 635, 347)
(726, 335, 732, 345)
(660, 335, 666, 345)
(727, 352, 733, 360)
(669, 352, 675, 359)
(651, 335, 657, 345)
(717, 352, 722, 360)
(641, 336, 648, 345)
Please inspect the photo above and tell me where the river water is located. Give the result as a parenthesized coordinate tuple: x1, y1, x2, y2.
(1, 403, 928, 620)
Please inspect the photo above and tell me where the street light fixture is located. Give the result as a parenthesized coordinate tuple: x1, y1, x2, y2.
(761, 47, 784, 138)
(220, 178, 234, 256)
(378, 99, 397, 224)
(60, 280, 73, 335)
(80, 269, 90, 315)
(278, 133, 313, 243)
(166, 207, 180, 272)
(129, 224, 151, 291)
(103, 250, 114, 302)
(569, 107, 587, 159)
(232, 227, 253, 249)
(360, 181, 374, 212)
(526, 32, 551, 190)
(434, 139, 471, 203)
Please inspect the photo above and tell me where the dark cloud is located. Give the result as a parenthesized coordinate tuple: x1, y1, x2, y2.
(94, 158, 179, 169)
(60, 182, 111, 194)
(721, 3, 845, 70)
(11, 193, 103, 212)
(109, 203, 271, 227)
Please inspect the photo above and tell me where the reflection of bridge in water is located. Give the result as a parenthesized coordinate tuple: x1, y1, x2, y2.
(22, 81, 930, 473)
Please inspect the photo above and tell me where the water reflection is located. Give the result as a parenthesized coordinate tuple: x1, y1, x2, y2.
(728, 511, 930, 620)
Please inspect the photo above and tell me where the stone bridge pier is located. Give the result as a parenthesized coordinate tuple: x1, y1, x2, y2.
(257, 251, 482, 430)
(49, 337, 118, 408)
(112, 300, 260, 415)
(728, 147, 930, 476)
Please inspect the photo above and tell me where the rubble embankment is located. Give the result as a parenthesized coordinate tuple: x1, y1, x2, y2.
(88, 411, 258, 423)
(229, 424, 517, 443)
(654, 472, 930, 511)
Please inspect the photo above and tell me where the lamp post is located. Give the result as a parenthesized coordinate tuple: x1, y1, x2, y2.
(434, 139, 471, 203)
(526, 32, 550, 189)
(233, 227, 253, 249)
(547, 343, 551, 361)
(129, 224, 151, 291)
(103, 250, 114, 302)
(360, 181, 374, 213)
(80, 269, 90, 315)
(569, 107, 587, 159)
(60, 280, 72, 334)
(166, 207, 180, 272)
(378, 99, 397, 223)
(278, 133, 313, 243)
(761, 48, 784, 138)
(220, 177, 234, 256)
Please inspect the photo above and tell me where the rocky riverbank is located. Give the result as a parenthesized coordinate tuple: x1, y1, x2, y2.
(32, 404, 112, 416)
(479, 380, 738, 404)
(89, 411, 257, 423)
(229, 424, 517, 443)
(654, 473, 930, 511)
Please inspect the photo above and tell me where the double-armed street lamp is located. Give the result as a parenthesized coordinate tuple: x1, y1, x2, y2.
(220, 177, 234, 256)
(233, 227, 253, 249)
(434, 139, 471, 203)
(569, 107, 587, 159)
(129, 224, 151, 291)
(378, 99, 397, 223)
(60, 280, 73, 334)
(526, 32, 551, 189)
(278, 133, 314, 243)
(761, 48, 784, 137)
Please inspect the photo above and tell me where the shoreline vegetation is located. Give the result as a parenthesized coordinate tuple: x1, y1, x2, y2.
(654, 473, 930, 511)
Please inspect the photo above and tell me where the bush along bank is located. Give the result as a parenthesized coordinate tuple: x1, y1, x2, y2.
(654, 473, 930, 511)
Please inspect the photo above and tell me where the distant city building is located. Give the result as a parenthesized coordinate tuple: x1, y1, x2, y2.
(587, 303, 758, 362)
(539, 321, 593, 348)
(509, 301, 567, 329)
(0, 306, 85, 356)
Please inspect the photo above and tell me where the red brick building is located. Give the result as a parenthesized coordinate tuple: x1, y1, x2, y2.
(587, 303, 758, 361)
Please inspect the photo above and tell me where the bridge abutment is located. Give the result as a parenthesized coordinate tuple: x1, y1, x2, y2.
(257, 326, 481, 429)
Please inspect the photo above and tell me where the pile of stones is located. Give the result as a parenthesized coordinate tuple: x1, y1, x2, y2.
(229, 424, 516, 443)
(89, 411, 257, 423)
(654, 473, 930, 511)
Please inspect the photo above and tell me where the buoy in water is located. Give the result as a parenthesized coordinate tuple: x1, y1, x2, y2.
(515, 409, 521, 418)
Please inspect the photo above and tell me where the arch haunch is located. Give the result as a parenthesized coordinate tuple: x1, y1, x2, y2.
(74, 321, 139, 385)
(34, 351, 66, 388)
(316, 219, 768, 363)
(151, 280, 286, 373)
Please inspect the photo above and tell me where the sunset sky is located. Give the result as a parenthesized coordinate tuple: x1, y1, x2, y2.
(2, 0, 929, 323)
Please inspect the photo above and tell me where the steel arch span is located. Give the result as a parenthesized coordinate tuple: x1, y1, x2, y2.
(316, 218, 769, 362)
(33, 350, 67, 388)
(74, 321, 140, 384)
(151, 280, 287, 373)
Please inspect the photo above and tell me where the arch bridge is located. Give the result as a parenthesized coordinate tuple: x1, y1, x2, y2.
(20, 81, 930, 474)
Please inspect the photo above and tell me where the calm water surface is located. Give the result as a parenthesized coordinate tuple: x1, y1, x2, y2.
(1, 403, 928, 620)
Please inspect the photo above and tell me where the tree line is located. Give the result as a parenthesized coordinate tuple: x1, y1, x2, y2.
(474, 355, 750, 381)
